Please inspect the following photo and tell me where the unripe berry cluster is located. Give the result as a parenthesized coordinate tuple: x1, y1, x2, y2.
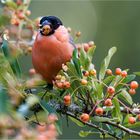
(10, 7, 31, 27)
(105, 68, 139, 95)
(76, 41, 95, 52)
(106, 68, 128, 77)
(80, 69, 97, 85)
(36, 116, 58, 140)
(54, 75, 71, 89)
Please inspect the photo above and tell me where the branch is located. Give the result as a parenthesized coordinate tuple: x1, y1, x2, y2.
(65, 111, 140, 138)
(60, 103, 140, 138)
(26, 89, 140, 139)
(65, 111, 121, 139)
(104, 121, 140, 137)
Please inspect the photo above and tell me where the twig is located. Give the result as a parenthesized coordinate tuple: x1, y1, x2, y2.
(117, 98, 133, 114)
(111, 90, 122, 99)
(87, 90, 94, 106)
(114, 77, 125, 88)
(89, 99, 104, 116)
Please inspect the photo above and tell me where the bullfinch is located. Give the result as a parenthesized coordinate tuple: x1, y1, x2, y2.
(32, 16, 75, 84)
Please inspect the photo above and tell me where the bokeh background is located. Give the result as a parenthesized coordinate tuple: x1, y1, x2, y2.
(13, 0, 140, 139)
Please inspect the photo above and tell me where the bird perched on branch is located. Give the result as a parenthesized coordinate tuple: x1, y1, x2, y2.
(32, 16, 74, 84)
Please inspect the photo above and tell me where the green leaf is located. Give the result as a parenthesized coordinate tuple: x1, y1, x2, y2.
(125, 121, 140, 129)
(39, 100, 56, 114)
(123, 134, 139, 139)
(66, 61, 79, 76)
(103, 106, 114, 112)
(79, 46, 96, 70)
(72, 49, 82, 78)
(79, 47, 87, 68)
(134, 72, 140, 76)
(116, 74, 136, 91)
(87, 45, 96, 61)
(109, 74, 135, 92)
(115, 129, 124, 138)
(0, 54, 16, 83)
(0, 15, 10, 27)
(69, 116, 85, 127)
(1, 39, 22, 78)
(106, 124, 115, 134)
(5, 0, 17, 9)
(0, 85, 9, 114)
(99, 47, 117, 80)
(3, 72, 17, 87)
(92, 116, 113, 122)
(112, 98, 123, 122)
(103, 75, 115, 85)
(55, 118, 63, 135)
(79, 130, 93, 137)
(109, 75, 122, 87)
(94, 82, 103, 99)
(27, 111, 47, 122)
(122, 74, 135, 83)
(118, 90, 133, 105)
(92, 77, 105, 100)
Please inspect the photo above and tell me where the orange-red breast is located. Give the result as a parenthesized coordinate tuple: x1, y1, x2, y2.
(32, 16, 74, 83)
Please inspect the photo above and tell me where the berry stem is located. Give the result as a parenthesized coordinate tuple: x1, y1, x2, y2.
(89, 99, 104, 116)
(114, 77, 125, 88)
(117, 98, 132, 114)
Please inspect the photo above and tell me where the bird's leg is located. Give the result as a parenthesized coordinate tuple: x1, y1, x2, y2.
(41, 83, 53, 99)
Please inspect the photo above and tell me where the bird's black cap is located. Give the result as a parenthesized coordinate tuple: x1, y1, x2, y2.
(40, 16, 63, 30)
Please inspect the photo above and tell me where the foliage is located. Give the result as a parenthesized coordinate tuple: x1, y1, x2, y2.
(0, 0, 140, 140)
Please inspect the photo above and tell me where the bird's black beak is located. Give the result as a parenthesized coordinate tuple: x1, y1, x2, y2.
(41, 25, 51, 35)
(40, 20, 52, 36)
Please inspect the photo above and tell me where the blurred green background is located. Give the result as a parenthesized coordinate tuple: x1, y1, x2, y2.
(17, 0, 140, 139)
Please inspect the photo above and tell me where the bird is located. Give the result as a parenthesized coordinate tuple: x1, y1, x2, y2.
(32, 16, 75, 85)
